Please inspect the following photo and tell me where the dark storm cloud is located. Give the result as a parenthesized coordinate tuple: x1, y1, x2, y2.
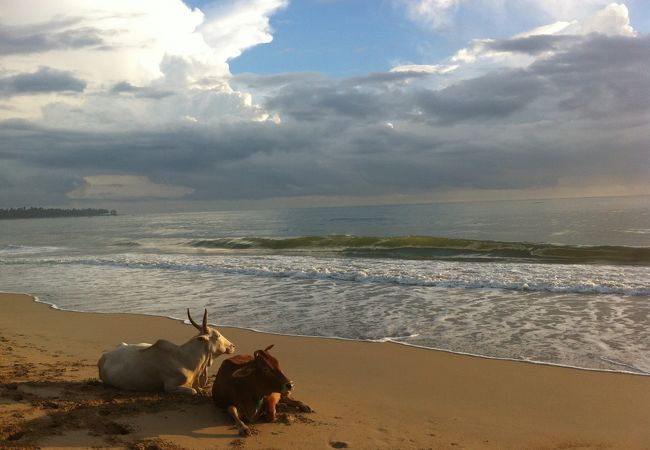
(0, 67, 86, 97)
(0, 118, 308, 174)
(535, 34, 650, 71)
(486, 35, 579, 55)
(0, 19, 110, 54)
(344, 70, 433, 86)
(240, 70, 430, 123)
(261, 66, 543, 126)
(0, 117, 323, 203)
(265, 81, 391, 121)
(529, 34, 650, 117)
(415, 69, 544, 124)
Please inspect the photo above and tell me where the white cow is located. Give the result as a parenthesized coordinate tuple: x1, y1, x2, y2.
(98, 309, 235, 394)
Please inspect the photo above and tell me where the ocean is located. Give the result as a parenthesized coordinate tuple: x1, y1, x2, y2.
(1, 195, 649, 374)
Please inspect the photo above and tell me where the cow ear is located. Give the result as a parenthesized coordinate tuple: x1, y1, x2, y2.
(232, 366, 255, 378)
(196, 334, 209, 342)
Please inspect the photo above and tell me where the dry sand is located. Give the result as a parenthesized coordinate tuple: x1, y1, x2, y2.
(1, 292, 650, 449)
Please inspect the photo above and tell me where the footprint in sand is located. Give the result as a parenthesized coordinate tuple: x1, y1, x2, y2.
(102, 421, 132, 435)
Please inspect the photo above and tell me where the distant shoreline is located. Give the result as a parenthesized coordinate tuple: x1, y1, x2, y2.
(0, 207, 117, 220)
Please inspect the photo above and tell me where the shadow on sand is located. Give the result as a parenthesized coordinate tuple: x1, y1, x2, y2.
(0, 378, 237, 448)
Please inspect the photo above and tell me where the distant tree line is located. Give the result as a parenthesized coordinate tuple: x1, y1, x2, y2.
(0, 207, 117, 219)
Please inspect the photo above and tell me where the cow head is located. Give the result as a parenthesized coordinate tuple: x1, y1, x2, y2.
(187, 309, 235, 365)
(232, 345, 294, 395)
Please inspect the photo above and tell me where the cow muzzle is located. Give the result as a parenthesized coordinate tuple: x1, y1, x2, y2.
(282, 381, 294, 394)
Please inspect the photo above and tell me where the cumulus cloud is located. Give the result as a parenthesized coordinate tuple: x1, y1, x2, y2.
(560, 2, 635, 36)
(0, 1, 207, 87)
(198, 0, 288, 63)
(0, 0, 286, 121)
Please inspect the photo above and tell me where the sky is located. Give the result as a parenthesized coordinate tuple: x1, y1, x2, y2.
(0, 0, 649, 212)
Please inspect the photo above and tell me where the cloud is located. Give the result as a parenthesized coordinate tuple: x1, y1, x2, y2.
(0, 0, 286, 118)
(109, 81, 174, 99)
(395, 0, 462, 31)
(0, 2, 648, 209)
(485, 35, 578, 55)
(0, 67, 86, 98)
(395, 0, 627, 34)
(198, 0, 288, 63)
(446, 2, 637, 81)
(415, 69, 544, 124)
(0, 1, 208, 88)
(561, 2, 635, 36)
(35, 82, 273, 131)
(0, 18, 109, 55)
(525, 0, 613, 21)
(390, 64, 459, 74)
(67, 175, 194, 200)
(3, 25, 648, 206)
(0, 0, 287, 125)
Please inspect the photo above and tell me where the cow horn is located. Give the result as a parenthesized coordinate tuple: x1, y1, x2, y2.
(187, 309, 202, 331)
(255, 345, 275, 359)
(202, 309, 209, 334)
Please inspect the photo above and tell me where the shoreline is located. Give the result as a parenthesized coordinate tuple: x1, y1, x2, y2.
(2, 292, 650, 449)
(17, 291, 650, 378)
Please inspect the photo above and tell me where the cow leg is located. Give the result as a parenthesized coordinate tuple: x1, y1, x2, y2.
(264, 393, 281, 422)
(228, 405, 251, 436)
(279, 394, 313, 412)
(166, 385, 197, 395)
(198, 367, 208, 388)
(164, 377, 196, 395)
(192, 368, 209, 394)
(198, 363, 210, 387)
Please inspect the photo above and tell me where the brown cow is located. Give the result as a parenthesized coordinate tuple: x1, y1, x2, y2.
(212, 345, 312, 436)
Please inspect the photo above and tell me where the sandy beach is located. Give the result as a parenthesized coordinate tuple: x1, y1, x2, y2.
(1, 293, 650, 449)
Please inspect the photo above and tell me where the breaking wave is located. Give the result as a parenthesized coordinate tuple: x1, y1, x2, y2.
(6, 252, 648, 297)
(188, 235, 650, 265)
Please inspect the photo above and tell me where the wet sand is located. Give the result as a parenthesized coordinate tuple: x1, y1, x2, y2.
(1, 292, 650, 449)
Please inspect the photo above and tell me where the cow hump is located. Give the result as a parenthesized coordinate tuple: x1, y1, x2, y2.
(227, 354, 254, 366)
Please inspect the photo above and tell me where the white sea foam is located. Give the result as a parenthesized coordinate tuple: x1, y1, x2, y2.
(623, 228, 650, 235)
(10, 252, 649, 296)
(0, 244, 61, 255)
(2, 249, 650, 375)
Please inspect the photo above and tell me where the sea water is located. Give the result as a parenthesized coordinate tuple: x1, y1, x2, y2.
(1, 196, 649, 374)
